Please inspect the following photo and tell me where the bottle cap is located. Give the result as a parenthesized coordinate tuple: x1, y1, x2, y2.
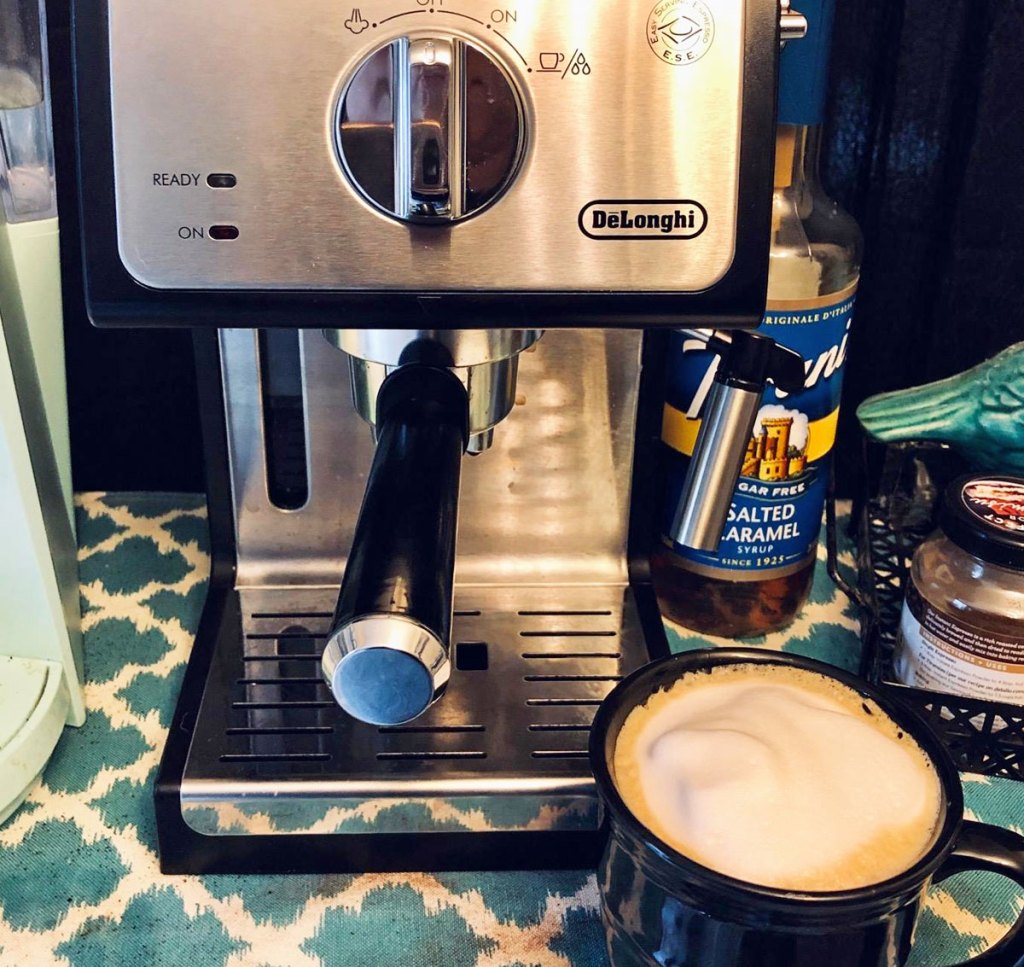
(778, 0, 836, 126)
(940, 474, 1024, 571)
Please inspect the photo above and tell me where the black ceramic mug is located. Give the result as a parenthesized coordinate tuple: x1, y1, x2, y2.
(589, 649, 1024, 967)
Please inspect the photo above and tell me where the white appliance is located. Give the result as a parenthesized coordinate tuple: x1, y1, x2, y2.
(0, 0, 83, 825)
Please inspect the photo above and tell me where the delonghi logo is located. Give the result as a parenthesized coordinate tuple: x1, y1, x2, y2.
(579, 200, 708, 240)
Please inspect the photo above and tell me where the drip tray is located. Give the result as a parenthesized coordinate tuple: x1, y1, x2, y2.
(181, 585, 650, 837)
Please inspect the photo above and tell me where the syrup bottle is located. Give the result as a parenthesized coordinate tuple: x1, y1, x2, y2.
(651, 0, 863, 637)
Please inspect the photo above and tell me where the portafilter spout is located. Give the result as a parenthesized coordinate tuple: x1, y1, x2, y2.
(321, 363, 468, 726)
(320, 330, 540, 726)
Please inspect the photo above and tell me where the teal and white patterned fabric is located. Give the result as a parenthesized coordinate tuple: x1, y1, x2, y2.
(0, 494, 1020, 966)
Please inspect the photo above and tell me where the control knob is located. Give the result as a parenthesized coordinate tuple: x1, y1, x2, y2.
(337, 35, 526, 223)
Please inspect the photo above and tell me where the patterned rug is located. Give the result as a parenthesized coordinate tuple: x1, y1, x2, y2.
(0, 494, 1020, 966)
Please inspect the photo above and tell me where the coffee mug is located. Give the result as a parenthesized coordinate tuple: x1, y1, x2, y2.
(589, 648, 1024, 967)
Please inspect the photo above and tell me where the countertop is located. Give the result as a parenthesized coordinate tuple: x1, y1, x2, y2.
(0, 493, 1021, 966)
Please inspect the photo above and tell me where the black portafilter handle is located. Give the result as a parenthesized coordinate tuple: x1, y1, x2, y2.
(321, 364, 469, 726)
(671, 329, 806, 552)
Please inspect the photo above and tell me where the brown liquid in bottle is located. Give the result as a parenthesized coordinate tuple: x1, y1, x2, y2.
(650, 546, 815, 638)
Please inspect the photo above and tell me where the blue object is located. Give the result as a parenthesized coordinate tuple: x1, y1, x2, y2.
(334, 648, 434, 726)
(778, 0, 836, 126)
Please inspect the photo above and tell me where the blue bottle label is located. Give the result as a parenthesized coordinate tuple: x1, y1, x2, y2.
(777, 0, 836, 126)
(661, 282, 857, 579)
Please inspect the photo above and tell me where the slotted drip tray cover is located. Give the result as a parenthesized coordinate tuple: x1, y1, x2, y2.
(181, 586, 649, 835)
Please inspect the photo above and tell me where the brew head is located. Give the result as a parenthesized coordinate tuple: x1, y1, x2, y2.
(324, 329, 540, 454)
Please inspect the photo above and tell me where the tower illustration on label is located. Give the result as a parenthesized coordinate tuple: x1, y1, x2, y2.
(742, 406, 809, 482)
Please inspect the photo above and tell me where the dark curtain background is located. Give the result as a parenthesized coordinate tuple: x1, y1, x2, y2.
(49, 1, 1024, 494)
(47, 2, 202, 492)
(827, 0, 1024, 492)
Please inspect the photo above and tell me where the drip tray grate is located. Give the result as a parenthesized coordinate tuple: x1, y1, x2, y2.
(180, 585, 650, 836)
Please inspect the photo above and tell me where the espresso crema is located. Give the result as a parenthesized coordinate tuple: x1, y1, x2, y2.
(612, 664, 943, 891)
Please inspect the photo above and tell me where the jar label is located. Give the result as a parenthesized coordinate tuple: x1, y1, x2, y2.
(895, 579, 1024, 704)
(660, 282, 856, 579)
(961, 478, 1024, 535)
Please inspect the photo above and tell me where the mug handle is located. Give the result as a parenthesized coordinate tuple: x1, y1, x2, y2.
(931, 821, 1024, 966)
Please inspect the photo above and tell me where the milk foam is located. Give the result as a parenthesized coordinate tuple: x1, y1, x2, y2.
(612, 665, 942, 891)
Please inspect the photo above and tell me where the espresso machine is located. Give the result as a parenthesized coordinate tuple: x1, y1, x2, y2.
(69, 0, 805, 872)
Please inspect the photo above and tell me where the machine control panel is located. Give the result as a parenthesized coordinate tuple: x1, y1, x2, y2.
(90, 0, 776, 308)
(339, 35, 525, 224)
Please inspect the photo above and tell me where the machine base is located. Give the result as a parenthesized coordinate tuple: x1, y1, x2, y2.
(154, 583, 667, 873)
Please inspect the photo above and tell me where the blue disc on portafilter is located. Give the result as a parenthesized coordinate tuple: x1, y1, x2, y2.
(332, 648, 434, 727)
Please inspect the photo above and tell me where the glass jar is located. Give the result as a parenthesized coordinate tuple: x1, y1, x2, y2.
(894, 474, 1024, 704)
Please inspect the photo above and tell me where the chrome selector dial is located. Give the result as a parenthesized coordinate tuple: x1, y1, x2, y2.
(337, 35, 526, 224)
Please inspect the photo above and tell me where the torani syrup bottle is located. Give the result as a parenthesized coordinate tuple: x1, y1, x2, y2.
(651, 0, 863, 637)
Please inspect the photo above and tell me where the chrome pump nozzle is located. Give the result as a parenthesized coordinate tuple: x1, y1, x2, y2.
(671, 330, 806, 552)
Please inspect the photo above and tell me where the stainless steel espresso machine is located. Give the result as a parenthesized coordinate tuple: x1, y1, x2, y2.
(69, 0, 805, 872)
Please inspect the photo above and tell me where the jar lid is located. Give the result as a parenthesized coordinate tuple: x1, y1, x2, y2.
(940, 474, 1024, 570)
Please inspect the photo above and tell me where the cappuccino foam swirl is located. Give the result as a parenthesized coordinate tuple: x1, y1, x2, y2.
(612, 665, 942, 891)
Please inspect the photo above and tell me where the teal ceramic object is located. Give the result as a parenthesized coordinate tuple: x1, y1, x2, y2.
(857, 341, 1024, 473)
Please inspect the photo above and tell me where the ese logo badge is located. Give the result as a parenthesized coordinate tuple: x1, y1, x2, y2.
(647, 0, 715, 65)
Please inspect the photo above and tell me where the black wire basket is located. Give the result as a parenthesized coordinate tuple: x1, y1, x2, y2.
(827, 439, 1024, 782)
